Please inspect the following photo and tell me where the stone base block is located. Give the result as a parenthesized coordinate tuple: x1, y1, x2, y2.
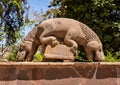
(0, 62, 119, 85)
(44, 44, 74, 61)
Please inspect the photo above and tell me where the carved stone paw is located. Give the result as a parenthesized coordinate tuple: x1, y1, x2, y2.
(70, 46, 78, 56)
(51, 40, 60, 46)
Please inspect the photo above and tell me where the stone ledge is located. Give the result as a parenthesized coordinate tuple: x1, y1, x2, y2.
(0, 62, 119, 66)
(0, 62, 119, 85)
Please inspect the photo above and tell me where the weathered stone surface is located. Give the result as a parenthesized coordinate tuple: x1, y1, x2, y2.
(0, 62, 119, 85)
(44, 44, 74, 60)
(17, 18, 105, 62)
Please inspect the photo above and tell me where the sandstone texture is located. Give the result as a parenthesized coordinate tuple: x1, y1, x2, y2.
(0, 62, 119, 85)
(44, 44, 74, 61)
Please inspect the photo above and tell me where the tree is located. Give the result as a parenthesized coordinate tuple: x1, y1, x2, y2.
(47, 0, 120, 57)
(0, 0, 29, 45)
(31, 9, 44, 24)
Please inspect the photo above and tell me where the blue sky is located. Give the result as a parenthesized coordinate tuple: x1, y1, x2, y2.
(27, 0, 52, 12)
(24, 0, 52, 36)
(0, 0, 52, 46)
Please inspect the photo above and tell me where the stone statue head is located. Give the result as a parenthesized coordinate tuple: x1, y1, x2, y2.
(16, 50, 27, 61)
(16, 43, 27, 61)
(85, 41, 105, 61)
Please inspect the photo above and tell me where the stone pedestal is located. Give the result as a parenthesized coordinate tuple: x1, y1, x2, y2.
(43, 44, 75, 61)
(0, 62, 119, 85)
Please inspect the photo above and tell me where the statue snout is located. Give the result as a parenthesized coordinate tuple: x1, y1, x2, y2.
(94, 50, 105, 61)
(86, 41, 105, 61)
(16, 50, 27, 61)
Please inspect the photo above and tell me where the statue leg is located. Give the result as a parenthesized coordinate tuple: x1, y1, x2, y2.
(26, 46, 38, 61)
(40, 45, 46, 55)
(39, 30, 59, 46)
(25, 41, 39, 61)
(84, 47, 94, 60)
(25, 53, 33, 61)
(64, 30, 78, 56)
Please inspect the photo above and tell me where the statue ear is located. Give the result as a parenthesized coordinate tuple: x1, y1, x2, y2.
(86, 41, 99, 50)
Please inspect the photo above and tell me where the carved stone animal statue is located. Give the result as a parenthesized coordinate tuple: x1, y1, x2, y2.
(16, 27, 41, 61)
(17, 18, 105, 61)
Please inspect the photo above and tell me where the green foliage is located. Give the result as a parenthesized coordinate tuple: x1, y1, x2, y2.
(7, 45, 18, 61)
(47, 0, 120, 60)
(104, 51, 120, 62)
(34, 52, 43, 62)
(75, 56, 93, 62)
(0, 0, 29, 45)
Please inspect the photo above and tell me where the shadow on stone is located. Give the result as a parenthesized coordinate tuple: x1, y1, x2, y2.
(96, 65, 120, 79)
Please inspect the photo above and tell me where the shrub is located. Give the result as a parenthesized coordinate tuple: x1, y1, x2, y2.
(7, 45, 18, 61)
(34, 52, 43, 62)
(104, 51, 118, 62)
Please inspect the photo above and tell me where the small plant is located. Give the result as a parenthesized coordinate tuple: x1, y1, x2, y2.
(7, 45, 18, 61)
(104, 51, 118, 62)
(8, 50, 17, 61)
(34, 52, 43, 62)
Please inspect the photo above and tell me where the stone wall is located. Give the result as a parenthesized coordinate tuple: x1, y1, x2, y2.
(0, 62, 119, 85)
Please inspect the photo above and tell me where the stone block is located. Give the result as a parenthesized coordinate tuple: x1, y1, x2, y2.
(44, 44, 75, 61)
(0, 62, 119, 85)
